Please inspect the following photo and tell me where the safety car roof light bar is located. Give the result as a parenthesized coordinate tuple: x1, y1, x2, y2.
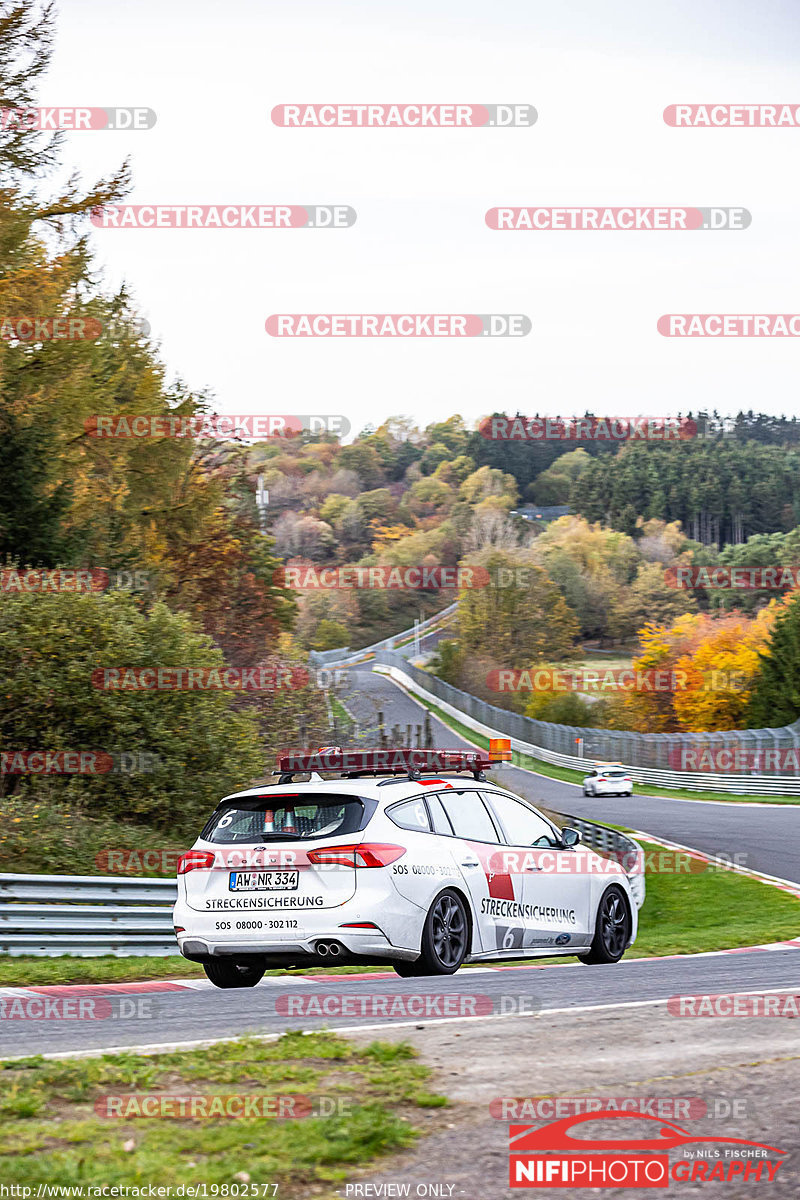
(275, 740, 511, 783)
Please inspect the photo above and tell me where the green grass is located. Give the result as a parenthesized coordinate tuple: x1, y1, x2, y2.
(0, 794, 191, 876)
(329, 696, 356, 734)
(0, 956, 208, 987)
(0, 1033, 445, 1189)
(411, 689, 800, 805)
(626, 839, 800, 957)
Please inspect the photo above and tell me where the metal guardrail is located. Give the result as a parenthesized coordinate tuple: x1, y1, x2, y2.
(309, 602, 458, 668)
(0, 815, 644, 958)
(375, 653, 800, 795)
(556, 815, 646, 909)
(0, 874, 178, 957)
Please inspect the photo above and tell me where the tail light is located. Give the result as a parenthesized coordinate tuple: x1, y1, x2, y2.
(306, 843, 406, 868)
(177, 850, 216, 874)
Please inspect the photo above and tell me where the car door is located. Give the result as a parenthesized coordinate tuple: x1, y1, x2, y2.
(481, 791, 593, 951)
(432, 788, 510, 954)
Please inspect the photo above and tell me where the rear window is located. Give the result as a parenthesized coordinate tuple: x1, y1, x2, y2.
(603, 771, 626, 778)
(202, 795, 367, 843)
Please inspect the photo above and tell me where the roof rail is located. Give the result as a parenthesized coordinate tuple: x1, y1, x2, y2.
(274, 744, 511, 784)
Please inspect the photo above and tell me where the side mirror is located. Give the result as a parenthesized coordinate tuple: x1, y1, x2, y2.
(561, 827, 581, 849)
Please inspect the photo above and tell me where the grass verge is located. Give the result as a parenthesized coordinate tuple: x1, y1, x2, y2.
(0, 1032, 446, 1190)
(626, 839, 800, 957)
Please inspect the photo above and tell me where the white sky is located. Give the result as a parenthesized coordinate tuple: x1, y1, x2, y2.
(40, 0, 800, 436)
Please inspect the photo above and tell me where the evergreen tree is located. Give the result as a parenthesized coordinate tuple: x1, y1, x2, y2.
(747, 595, 800, 727)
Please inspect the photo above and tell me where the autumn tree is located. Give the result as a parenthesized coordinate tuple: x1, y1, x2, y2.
(613, 610, 775, 733)
(457, 548, 578, 667)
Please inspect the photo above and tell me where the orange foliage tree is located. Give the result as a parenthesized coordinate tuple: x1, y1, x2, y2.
(612, 607, 781, 733)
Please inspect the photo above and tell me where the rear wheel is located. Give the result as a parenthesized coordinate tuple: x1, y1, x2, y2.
(426, 889, 470, 974)
(578, 886, 631, 965)
(394, 889, 470, 976)
(203, 959, 265, 989)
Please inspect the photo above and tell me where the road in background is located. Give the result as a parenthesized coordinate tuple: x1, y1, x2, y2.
(342, 666, 800, 885)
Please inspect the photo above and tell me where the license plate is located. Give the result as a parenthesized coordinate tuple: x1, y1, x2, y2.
(228, 870, 299, 892)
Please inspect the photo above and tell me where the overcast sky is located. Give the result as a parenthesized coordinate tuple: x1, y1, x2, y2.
(40, 0, 800, 436)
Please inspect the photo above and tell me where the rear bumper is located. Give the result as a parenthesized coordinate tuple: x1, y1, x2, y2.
(177, 930, 418, 963)
(174, 877, 423, 962)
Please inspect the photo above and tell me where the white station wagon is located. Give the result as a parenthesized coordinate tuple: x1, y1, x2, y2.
(174, 747, 640, 988)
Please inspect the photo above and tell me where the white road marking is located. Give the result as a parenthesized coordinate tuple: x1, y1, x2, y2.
(8, 983, 800, 1061)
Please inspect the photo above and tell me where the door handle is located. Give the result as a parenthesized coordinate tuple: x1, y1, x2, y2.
(524, 864, 540, 871)
(460, 857, 480, 867)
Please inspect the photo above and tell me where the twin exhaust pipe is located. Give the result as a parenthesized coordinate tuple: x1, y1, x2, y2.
(316, 940, 344, 957)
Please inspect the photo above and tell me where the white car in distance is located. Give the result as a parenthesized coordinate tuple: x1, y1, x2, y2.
(582, 766, 634, 797)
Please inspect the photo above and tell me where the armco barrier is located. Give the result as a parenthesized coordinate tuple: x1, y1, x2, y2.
(556, 815, 646, 909)
(0, 873, 177, 957)
(374, 652, 800, 796)
(310, 602, 457, 668)
(0, 817, 643, 956)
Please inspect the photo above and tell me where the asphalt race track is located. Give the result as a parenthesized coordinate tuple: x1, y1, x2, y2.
(3, 662, 799, 1062)
(2, 947, 799, 1057)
